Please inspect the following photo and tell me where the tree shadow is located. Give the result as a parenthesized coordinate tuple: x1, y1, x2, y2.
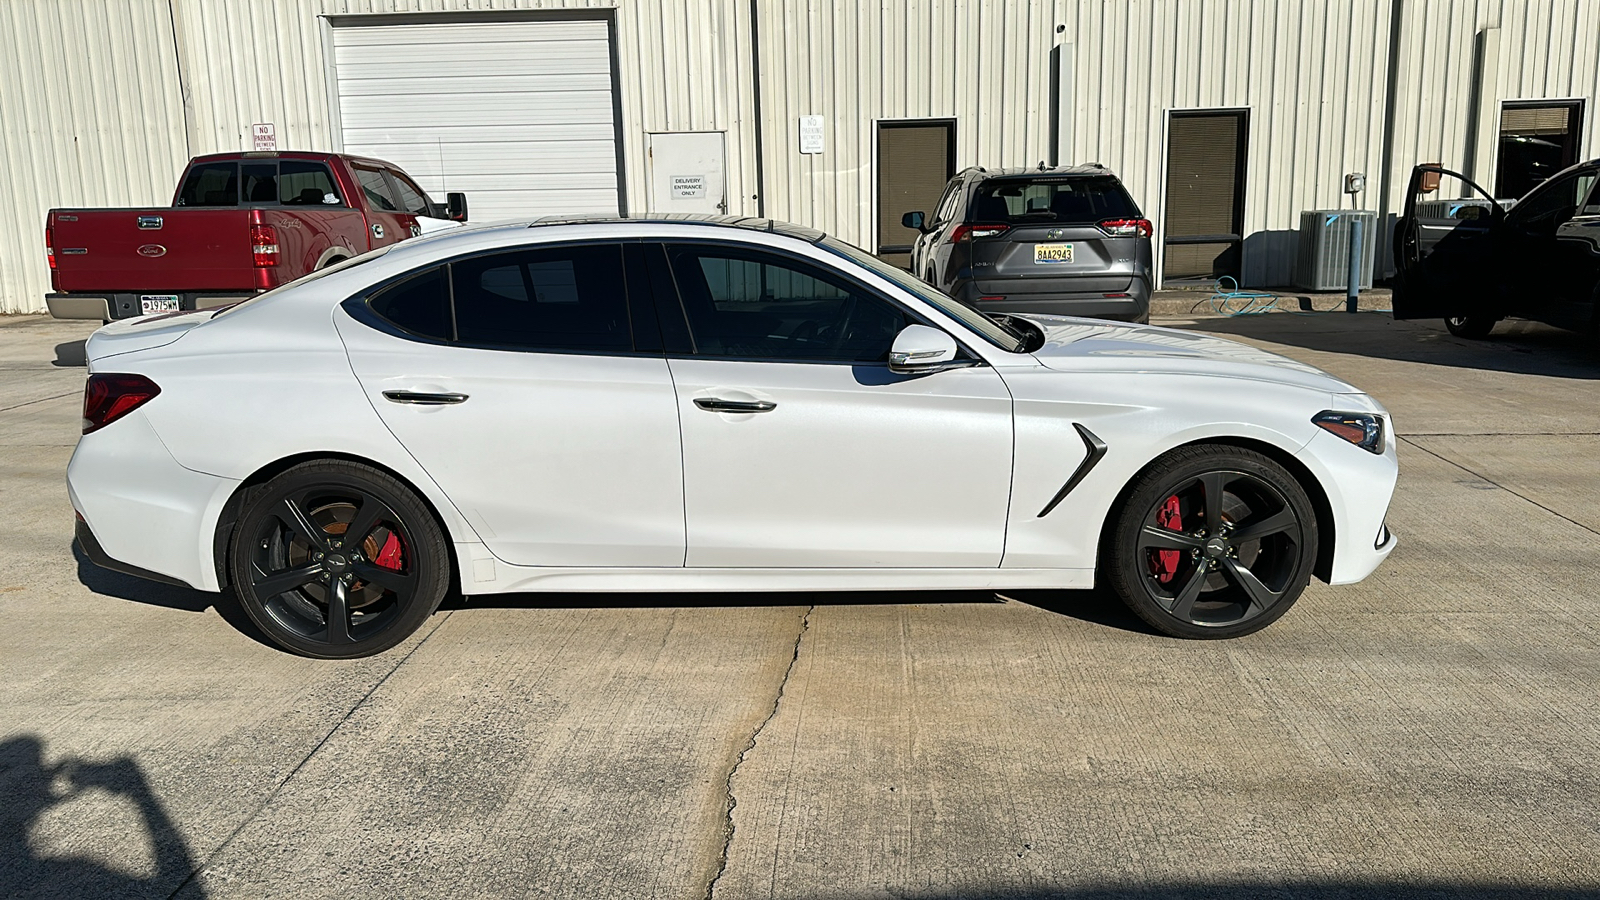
(0, 735, 205, 899)
(1180, 313, 1600, 380)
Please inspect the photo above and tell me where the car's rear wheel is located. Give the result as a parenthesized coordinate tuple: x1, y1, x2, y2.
(1104, 445, 1318, 639)
(229, 461, 449, 659)
(1444, 315, 1496, 338)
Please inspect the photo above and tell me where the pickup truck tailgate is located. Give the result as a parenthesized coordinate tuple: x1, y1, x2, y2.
(51, 209, 256, 292)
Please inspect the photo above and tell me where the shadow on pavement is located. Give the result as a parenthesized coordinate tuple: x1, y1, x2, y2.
(52, 340, 87, 367)
(72, 541, 276, 649)
(810, 887, 1600, 899)
(1002, 586, 1163, 636)
(1181, 313, 1599, 380)
(0, 735, 205, 899)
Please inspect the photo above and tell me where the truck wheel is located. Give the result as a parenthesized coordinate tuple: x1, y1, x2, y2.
(1444, 315, 1496, 339)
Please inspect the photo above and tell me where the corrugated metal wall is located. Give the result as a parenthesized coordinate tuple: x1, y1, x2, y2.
(0, 0, 190, 313)
(3, 0, 1598, 313)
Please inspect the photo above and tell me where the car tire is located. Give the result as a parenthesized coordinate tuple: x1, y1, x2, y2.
(229, 460, 450, 659)
(1103, 445, 1318, 639)
(1444, 315, 1496, 339)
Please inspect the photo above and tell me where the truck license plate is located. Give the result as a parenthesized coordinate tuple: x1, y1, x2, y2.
(139, 294, 180, 314)
(1034, 243, 1073, 263)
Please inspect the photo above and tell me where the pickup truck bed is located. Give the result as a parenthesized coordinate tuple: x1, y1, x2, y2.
(46, 151, 464, 320)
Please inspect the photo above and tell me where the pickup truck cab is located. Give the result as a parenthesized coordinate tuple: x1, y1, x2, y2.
(46, 151, 467, 320)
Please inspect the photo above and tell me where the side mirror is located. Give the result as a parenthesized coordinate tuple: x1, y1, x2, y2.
(901, 210, 928, 233)
(889, 324, 973, 375)
(446, 192, 469, 223)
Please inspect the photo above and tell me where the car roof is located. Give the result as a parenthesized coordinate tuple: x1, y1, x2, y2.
(962, 164, 1119, 181)
(528, 213, 827, 243)
(186, 150, 403, 169)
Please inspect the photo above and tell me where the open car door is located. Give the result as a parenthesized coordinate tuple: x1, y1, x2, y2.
(1392, 165, 1504, 320)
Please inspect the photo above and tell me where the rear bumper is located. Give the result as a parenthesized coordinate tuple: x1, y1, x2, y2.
(955, 279, 1152, 323)
(47, 291, 255, 321)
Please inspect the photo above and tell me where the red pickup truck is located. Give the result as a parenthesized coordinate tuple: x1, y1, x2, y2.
(45, 151, 467, 321)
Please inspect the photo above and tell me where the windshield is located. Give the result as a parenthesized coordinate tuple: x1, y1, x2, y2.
(818, 237, 1026, 352)
(212, 246, 393, 317)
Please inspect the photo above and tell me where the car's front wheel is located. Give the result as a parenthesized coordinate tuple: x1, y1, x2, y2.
(229, 460, 450, 659)
(1444, 315, 1496, 338)
(1104, 445, 1318, 639)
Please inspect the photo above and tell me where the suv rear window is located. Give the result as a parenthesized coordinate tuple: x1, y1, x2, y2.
(970, 175, 1140, 225)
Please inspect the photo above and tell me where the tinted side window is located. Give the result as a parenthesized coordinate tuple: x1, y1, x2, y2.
(666, 245, 911, 363)
(368, 268, 451, 340)
(971, 175, 1140, 224)
(354, 166, 400, 211)
(177, 162, 238, 207)
(932, 179, 963, 224)
(1509, 171, 1590, 234)
(280, 162, 341, 206)
(451, 244, 631, 352)
(388, 171, 431, 215)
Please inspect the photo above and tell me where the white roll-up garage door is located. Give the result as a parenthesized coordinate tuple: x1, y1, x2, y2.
(331, 17, 621, 223)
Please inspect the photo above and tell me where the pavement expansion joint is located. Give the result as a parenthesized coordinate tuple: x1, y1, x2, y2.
(164, 610, 454, 898)
(1399, 435, 1600, 538)
(703, 604, 813, 900)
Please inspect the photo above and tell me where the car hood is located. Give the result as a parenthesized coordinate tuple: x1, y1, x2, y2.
(84, 308, 215, 363)
(1020, 315, 1360, 394)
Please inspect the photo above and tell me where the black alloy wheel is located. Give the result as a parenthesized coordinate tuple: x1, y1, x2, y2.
(230, 461, 448, 659)
(1444, 315, 1496, 339)
(1105, 445, 1318, 639)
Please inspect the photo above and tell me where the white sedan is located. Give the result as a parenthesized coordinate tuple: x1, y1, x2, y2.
(69, 217, 1397, 658)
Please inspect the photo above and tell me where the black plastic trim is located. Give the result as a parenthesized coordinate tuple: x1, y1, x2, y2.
(1036, 424, 1109, 518)
(76, 517, 193, 589)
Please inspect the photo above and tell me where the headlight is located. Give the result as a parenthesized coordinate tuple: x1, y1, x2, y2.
(1312, 411, 1385, 454)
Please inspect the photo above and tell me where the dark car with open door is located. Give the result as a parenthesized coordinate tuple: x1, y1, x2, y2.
(1393, 161, 1600, 342)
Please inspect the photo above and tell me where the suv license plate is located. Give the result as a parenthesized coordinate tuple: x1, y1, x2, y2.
(1034, 243, 1073, 263)
(139, 294, 180, 314)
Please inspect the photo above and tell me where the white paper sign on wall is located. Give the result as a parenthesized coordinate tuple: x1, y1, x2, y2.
(672, 175, 706, 198)
(798, 116, 825, 154)
(252, 123, 277, 151)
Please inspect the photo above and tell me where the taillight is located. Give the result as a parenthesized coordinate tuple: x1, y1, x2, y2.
(250, 224, 279, 267)
(1098, 218, 1153, 238)
(83, 373, 161, 434)
(46, 225, 55, 269)
(948, 223, 1009, 243)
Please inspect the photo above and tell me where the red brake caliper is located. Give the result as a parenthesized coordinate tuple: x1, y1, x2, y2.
(1151, 495, 1183, 584)
(374, 531, 404, 571)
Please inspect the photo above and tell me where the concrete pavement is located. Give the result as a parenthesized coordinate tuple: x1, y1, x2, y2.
(2, 310, 1598, 899)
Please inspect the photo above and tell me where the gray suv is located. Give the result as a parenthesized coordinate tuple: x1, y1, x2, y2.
(901, 165, 1154, 323)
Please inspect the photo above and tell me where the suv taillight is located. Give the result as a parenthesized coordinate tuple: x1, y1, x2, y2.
(83, 373, 161, 434)
(46, 224, 56, 269)
(250, 224, 279, 267)
(1098, 218, 1153, 238)
(949, 223, 1009, 243)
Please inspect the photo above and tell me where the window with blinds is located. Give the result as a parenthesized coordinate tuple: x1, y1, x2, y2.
(1162, 110, 1249, 281)
(876, 121, 956, 264)
(1495, 100, 1584, 200)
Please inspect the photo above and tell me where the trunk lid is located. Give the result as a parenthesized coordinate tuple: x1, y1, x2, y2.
(973, 223, 1136, 294)
(50, 208, 256, 292)
(85, 309, 215, 362)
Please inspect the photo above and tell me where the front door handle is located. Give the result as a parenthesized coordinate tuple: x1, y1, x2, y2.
(694, 398, 776, 414)
(383, 390, 468, 406)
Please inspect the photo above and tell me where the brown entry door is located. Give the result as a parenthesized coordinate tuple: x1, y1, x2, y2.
(1162, 110, 1249, 284)
(877, 121, 956, 268)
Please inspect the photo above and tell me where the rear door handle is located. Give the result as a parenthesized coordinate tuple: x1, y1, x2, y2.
(383, 390, 468, 406)
(694, 398, 776, 413)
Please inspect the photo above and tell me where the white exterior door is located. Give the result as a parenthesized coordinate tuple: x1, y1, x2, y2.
(648, 132, 727, 214)
(334, 245, 684, 567)
(331, 17, 621, 221)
